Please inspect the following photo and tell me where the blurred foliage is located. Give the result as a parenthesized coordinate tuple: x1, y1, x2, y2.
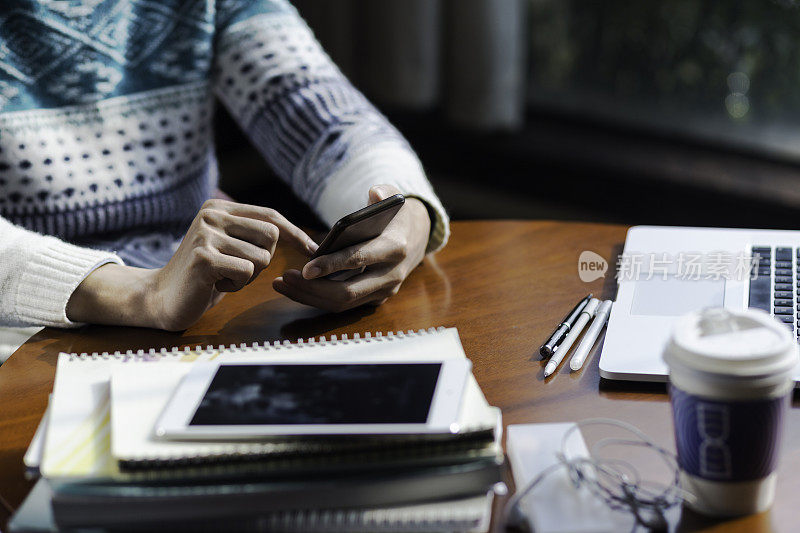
(528, 0, 800, 123)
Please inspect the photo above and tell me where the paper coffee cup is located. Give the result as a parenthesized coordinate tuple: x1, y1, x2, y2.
(663, 308, 799, 516)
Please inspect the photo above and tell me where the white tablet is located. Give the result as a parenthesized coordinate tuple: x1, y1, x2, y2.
(154, 359, 471, 440)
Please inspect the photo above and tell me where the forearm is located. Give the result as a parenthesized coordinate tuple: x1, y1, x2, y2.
(65, 263, 157, 328)
(0, 218, 122, 328)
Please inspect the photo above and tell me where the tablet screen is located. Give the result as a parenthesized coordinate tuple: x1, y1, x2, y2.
(189, 363, 442, 426)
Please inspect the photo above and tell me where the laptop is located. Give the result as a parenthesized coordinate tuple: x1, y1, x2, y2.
(600, 225, 800, 384)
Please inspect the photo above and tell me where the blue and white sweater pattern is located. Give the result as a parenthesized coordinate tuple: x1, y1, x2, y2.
(0, 0, 448, 327)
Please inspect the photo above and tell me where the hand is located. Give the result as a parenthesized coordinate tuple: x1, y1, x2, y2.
(272, 185, 431, 312)
(66, 199, 317, 330)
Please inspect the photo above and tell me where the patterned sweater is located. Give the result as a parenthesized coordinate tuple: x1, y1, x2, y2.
(0, 0, 449, 329)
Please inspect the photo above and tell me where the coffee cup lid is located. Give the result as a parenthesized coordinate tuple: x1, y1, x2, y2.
(663, 308, 799, 378)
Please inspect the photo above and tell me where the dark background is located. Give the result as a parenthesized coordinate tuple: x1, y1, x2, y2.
(215, 1, 800, 232)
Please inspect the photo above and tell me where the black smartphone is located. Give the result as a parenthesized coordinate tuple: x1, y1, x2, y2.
(311, 194, 405, 280)
(313, 194, 405, 258)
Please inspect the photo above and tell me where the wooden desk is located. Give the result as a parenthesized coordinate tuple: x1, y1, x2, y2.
(0, 220, 796, 532)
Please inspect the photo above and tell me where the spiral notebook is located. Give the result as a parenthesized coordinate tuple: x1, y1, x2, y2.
(40, 327, 501, 479)
(10, 478, 495, 533)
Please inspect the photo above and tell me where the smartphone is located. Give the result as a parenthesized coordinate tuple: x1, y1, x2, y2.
(311, 194, 405, 280)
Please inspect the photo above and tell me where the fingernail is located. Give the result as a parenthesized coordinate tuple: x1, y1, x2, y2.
(304, 266, 321, 279)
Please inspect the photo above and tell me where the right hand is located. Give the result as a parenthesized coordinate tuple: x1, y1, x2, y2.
(67, 199, 318, 331)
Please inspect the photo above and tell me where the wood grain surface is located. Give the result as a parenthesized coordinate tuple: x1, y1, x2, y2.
(0, 220, 796, 532)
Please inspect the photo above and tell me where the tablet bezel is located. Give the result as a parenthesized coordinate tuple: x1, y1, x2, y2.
(153, 358, 471, 440)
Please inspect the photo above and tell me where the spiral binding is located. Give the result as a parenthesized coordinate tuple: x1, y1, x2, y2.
(66, 327, 447, 361)
(253, 494, 486, 531)
(161, 492, 489, 532)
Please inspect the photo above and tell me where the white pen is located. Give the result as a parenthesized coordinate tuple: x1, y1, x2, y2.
(569, 300, 613, 371)
(544, 298, 600, 378)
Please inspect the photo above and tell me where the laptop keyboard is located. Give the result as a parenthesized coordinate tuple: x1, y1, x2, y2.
(749, 246, 797, 339)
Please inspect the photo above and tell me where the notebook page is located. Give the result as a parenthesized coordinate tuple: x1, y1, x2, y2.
(41, 358, 118, 478)
(41, 350, 220, 479)
(23, 399, 49, 471)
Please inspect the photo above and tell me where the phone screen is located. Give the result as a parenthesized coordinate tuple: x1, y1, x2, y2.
(189, 363, 441, 426)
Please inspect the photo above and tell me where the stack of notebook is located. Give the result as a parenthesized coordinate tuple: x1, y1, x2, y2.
(12, 327, 504, 532)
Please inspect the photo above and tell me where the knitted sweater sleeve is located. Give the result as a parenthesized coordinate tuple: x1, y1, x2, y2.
(0, 217, 122, 328)
(212, 1, 449, 253)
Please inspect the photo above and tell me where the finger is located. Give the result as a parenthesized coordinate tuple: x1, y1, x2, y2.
(368, 184, 401, 205)
(199, 208, 279, 264)
(302, 235, 405, 280)
(216, 234, 273, 281)
(222, 215, 280, 255)
(273, 277, 342, 311)
(282, 268, 396, 308)
(202, 249, 254, 293)
(208, 289, 226, 309)
(273, 275, 387, 312)
(222, 202, 318, 255)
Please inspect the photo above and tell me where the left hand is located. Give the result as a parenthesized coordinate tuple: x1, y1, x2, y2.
(273, 185, 431, 312)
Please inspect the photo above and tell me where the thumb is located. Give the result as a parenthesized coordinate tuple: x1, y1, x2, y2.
(368, 184, 401, 205)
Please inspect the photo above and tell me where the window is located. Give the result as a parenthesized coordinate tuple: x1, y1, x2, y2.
(528, 1, 800, 160)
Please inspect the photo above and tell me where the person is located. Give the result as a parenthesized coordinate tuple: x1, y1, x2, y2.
(0, 0, 449, 346)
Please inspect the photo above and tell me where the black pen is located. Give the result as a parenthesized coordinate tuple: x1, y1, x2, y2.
(539, 294, 592, 358)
